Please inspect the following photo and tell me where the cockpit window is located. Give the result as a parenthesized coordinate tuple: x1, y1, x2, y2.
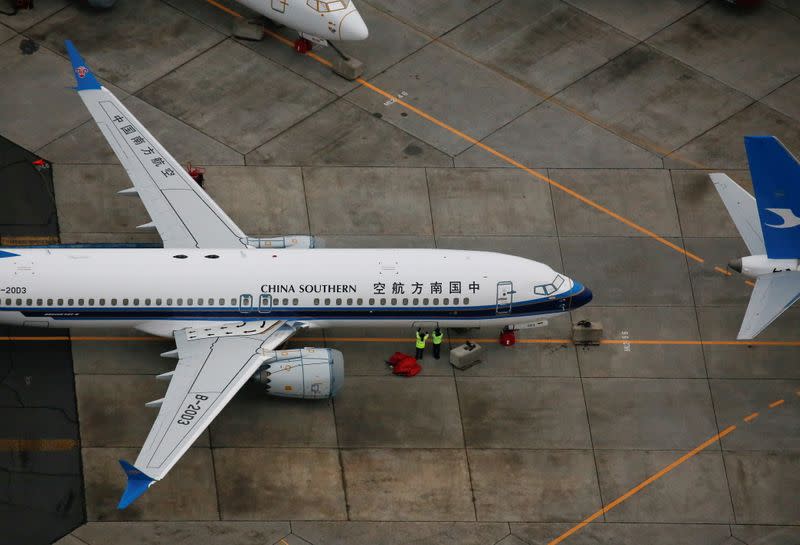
(307, 0, 349, 12)
(534, 274, 565, 296)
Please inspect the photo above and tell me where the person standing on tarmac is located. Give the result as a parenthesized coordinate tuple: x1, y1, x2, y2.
(432, 327, 444, 359)
(415, 329, 429, 360)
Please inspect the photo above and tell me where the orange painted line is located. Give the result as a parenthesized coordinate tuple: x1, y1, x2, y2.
(205, 0, 243, 18)
(547, 425, 737, 545)
(0, 336, 162, 342)
(355, 79, 705, 264)
(714, 266, 732, 277)
(743, 412, 759, 423)
(203, 0, 705, 265)
(769, 399, 785, 409)
(0, 439, 78, 451)
(745, 280, 755, 287)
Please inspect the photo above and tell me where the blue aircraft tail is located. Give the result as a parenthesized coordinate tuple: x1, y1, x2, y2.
(745, 136, 800, 259)
(64, 40, 102, 91)
(117, 459, 155, 509)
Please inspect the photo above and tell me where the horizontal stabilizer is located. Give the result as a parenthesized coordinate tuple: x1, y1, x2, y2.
(738, 271, 800, 339)
(709, 173, 765, 256)
(117, 460, 155, 509)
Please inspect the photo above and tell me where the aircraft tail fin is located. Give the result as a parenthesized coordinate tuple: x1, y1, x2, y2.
(709, 173, 766, 256)
(745, 136, 800, 259)
(117, 459, 155, 509)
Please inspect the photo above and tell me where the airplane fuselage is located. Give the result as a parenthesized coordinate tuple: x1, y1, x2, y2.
(237, 0, 369, 41)
(0, 248, 591, 336)
(730, 255, 800, 278)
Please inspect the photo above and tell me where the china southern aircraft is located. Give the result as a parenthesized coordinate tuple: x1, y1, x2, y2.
(711, 136, 800, 339)
(236, 0, 369, 52)
(0, 42, 591, 508)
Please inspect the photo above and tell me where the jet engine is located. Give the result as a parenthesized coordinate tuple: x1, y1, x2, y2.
(252, 347, 344, 399)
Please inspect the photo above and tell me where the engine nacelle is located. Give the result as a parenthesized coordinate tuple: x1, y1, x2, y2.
(245, 236, 315, 249)
(252, 347, 343, 399)
(734, 255, 799, 278)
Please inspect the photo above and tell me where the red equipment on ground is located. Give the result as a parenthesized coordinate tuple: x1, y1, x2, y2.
(294, 37, 313, 54)
(386, 352, 421, 377)
(186, 163, 205, 186)
(499, 329, 516, 347)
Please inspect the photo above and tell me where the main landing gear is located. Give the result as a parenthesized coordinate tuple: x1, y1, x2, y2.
(293, 37, 313, 54)
(499, 327, 516, 347)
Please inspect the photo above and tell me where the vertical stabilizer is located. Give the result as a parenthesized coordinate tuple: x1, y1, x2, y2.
(745, 136, 800, 259)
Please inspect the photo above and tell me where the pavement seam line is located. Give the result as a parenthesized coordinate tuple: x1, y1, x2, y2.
(545, 424, 737, 545)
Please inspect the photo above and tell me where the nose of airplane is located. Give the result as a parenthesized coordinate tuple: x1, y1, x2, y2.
(339, 9, 369, 41)
(569, 281, 593, 310)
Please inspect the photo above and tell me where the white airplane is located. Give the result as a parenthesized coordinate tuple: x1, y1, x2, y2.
(235, 0, 369, 52)
(711, 136, 800, 339)
(0, 41, 591, 508)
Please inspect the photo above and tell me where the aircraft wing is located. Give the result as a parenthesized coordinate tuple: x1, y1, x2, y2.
(118, 320, 298, 508)
(738, 272, 800, 339)
(710, 173, 766, 256)
(65, 40, 249, 249)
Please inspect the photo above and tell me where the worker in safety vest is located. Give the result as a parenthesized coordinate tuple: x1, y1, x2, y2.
(415, 329, 429, 360)
(432, 327, 444, 359)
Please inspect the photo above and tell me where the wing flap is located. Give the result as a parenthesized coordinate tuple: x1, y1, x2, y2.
(125, 320, 297, 504)
(66, 40, 248, 249)
(738, 271, 800, 339)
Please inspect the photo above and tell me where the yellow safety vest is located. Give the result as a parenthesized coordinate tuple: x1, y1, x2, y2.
(415, 332, 428, 349)
(432, 331, 443, 345)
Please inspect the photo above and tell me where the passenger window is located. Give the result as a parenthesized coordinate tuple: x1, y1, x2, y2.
(391, 298, 397, 305)
(325, 298, 331, 305)
(99, 299, 105, 306)
(187, 298, 193, 306)
(453, 297, 459, 305)
(4, 298, 10, 305)
(16, 299, 22, 306)
(314, 298, 320, 305)
(357, 298, 363, 305)
(464, 297, 470, 304)
(156, 298, 162, 305)
(167, 298, 173, 305)
(77, 299, 83, 306)
(422, 298, 429, 305)
(380, 298, 386, 305)
(47, 299, 53, 306)
(274, 299, 280, 306)
(176, 299, 183, 306)
(133, 299, 140, 306)
(413, 298, 419, 305)
(368, 298, 375, 305)
(402, 298, 408, 305)
(347, 298, 353, 305)
(336, 298, 342, 306)
(111, 299, 117, 306)
(67, 299, 73, 306)
(144, 299, 151, 306)
(433, 298, 439, 305)
(58, 298, 64, 306)
(88, 299, 95, 306)
(231, 298, 236, 306)
(443, 298, 449, 305)
(293, 298, 299, 306)
(283, 298, 289, 306)
(219, 298, 225, 306)
(197, 298, 203, 306)
(122, 298, 129, 305)
(37, 299, 43, 306)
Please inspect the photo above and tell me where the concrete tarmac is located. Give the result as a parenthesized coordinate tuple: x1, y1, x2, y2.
(0, 0, 799, 544)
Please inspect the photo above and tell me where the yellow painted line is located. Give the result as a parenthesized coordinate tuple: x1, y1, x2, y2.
(1, 235, 60, 246)
(769, 399, 785, 409)
(714, 266, 732, 277)
(0, 439, 78, 451)
(547, 425, 737, 545)
(743, 412, 759, 423)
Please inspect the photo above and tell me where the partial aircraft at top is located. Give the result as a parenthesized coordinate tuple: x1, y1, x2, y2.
(0, 42, 591, 508)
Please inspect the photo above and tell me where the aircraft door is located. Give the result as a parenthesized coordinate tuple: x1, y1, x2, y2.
(496, 281, 513, 314)
(240, 294, 253, 313)
(271, 0, 287, 13)
(258, 294, 272, 314)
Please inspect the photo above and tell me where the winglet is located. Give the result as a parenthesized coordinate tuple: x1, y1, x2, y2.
(117, 459, 155, 509)
(64, 40, 101, 91)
